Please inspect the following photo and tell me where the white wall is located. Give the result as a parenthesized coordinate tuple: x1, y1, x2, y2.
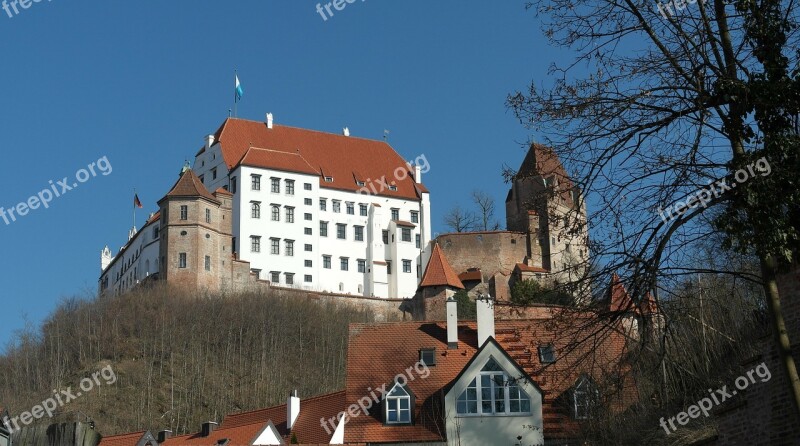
(99, 219, 160, 296)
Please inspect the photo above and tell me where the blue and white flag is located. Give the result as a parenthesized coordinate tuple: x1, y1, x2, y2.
(235, 74, 244, 102)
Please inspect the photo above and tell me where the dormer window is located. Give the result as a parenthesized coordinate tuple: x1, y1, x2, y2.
(385, 382, 412, 424)
(419, 348, 436, 366)
(356, 180, 366, 187)
(324, 176, 334, 183)
(573, 376, 599, 420)
(538, 344, 556, 364)
(389, 185, 398, 191)
(456, 357, 531, 416)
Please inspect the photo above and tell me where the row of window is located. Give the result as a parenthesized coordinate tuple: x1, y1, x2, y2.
(249, 237, 297, 256)
(249, 176, 309, 195)
(176, 205, 214, 224)
(250, 203, 296, 222)
(176, 253, 214, 272)
(265, 271, 313, 285)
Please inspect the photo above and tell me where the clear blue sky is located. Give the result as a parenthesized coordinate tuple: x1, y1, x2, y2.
(0, 0, 563, 347)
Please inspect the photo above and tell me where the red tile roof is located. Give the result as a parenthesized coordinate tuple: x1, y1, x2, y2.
(162, 169, 218, 203)
(516, 143, 578, 208)
(214, 187, 233, 196)
(516, 263, 550, 273)
(344, 315, 637, 443)
(159, 391, 344, 446)
(393, 220, 416, 228)
(236, 147, 318, 176)
(458, 269, 483, 282)
(418, 244, 464, 289)
(98, 431, 149, 446)
(211, 118, 426, 200)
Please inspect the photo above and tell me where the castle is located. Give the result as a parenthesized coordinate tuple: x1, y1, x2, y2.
(99, 115, 587, 306)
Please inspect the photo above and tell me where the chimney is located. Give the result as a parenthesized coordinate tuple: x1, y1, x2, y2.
(157, 430, 172, 443)
(476, 294, 495, 347)
(343, 127, 350, 136)
(287, 389, 300, 430)
(266, 113, 274, 129)
(201, 422, 218, 437)
(415, 165, 422, 184)
(446, 296, 458, 349)
(205, 134, 215, 150)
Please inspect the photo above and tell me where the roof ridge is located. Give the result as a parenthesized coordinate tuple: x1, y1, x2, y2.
(226, 117, 394, 146)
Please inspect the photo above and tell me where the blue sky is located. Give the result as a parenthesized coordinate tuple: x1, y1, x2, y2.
(0, 0, 563, 347)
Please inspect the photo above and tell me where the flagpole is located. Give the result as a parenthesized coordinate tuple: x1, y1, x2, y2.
(133, 188, 137, 231)
(234, 70, 237, 118)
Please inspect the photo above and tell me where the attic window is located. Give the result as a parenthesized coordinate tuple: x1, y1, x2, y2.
(389, 185, 398, 191)
(324, 176, 334, 183)
(356, 180, 366, 187)
(385, 382, 412, 424)
(538, 345, 556, 364)
(419, 348, 436, 366)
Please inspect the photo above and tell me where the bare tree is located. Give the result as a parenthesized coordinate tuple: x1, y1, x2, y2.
(471, 190, 501, 231)
(442, 205, 478, 233)
(509, 0, 800, 421)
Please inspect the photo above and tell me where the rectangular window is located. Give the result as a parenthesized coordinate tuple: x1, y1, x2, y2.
(205, 208, 211, 223)
(285, 207, 295, 223)
(270, 238, 280, 255)
(359, 203, 368, 216)
(304, 183, 312, 191)
(230, 176, 237, 193)
(212, 168, 217, 180)
(304, 244, 313, 252)
(305, 260, 313, 267)
(320, 221, 329, 237)
(332, 200, 341, 213)
(285, 273, 294, 285)
(419, 348, 436, 366)
(205, 255, 211, 271)
(403, 259, 412, 273)
(251, 202, 261, 219)
(304, 198, 312, 206)
(416, 234, 421, 249)
(271, 177, 281, 193)
(304, 274, 313, 283)
(323, 255, 332, 269)
(320, 199, 327, 211)
(346, 202, 355, 215)
(270, 271, 280, 283)
(251, 175, 261, 191)
(357, 259, 366, 273)
(387, 261, 392, 275)
(304, 227, 312, 235)
(538, 345, 556, 364)
(354, 226, 364, 241)
(401, 228, 412, 242)
(199, 174, 204, 184)
(337, 224, 346, 239)
(285, 240, 294, 257)
(411, 211, 419, 223)
(180, 205, 188, 221)
(271, 205, 280, 221)
(324, 176, 333, 183)
(391, 208, 400, 221)
(340, 257, 349, 271)
(304, 213, 312, 221)
(251, 236, 261, 253)
(285, 180, 295, 195)
(383, 230, 389, 244)
(179, 253, 187, 268)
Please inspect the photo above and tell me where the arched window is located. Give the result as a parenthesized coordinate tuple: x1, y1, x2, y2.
(456, 357, 531, 415)
(573, 375, 599, 419)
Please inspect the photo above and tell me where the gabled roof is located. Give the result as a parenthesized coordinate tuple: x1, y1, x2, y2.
(98, 431, 154, 446)
(158, 391, 344, 446)
(515, 143, 578, 208)
(418, 244, 464, 289)
(236, 147, 318, 176)
(344, 315, 637, 443)
(210, 118, 425, 200)
(161, 168, 218, 203)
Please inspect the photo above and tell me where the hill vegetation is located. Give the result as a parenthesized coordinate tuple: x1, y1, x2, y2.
(0, 285, 383, 437)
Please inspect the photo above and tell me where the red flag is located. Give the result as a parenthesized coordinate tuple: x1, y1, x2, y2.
(134, 194, 143, 208)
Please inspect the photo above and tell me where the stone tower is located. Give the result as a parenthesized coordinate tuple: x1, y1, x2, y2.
(157, 167, 235, 292)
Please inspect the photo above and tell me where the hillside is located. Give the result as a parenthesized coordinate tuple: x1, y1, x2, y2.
(0, 285, 385, 437)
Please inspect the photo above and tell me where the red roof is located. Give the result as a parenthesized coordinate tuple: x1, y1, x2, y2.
(211, 118, 426, 200)
(516, 263, 550, 273)
(418, 244, 464, 289)
(162, 169, 218, 203)
(158, 391, 344, 446)
(236, 147, 318, 176)
(98, 431, 149, 446)
(393, 220, 416, 228)
(344, 315, 636, 443)
(458, 269, 483, 282)
(516, 143, 578, 208)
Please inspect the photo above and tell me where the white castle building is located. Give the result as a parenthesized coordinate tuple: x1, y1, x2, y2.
(100, 114, 432, 299)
